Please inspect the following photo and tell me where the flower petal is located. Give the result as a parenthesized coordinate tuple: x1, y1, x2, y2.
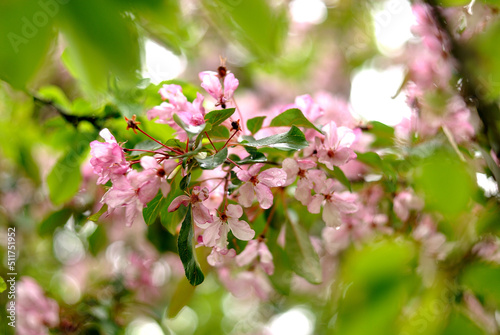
(228, 218, 255, 241)
(258, 168, 287, 187)
(255, 183, 274, 209)
(238, 183, 255, 207)
(168, 195, 190, 212)
(226, 204, 243, 219)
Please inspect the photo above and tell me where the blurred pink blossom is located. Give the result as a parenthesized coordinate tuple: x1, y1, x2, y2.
(17, 277, 59, 335)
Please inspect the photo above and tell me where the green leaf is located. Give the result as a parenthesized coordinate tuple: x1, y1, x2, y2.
(236, 151, 267, 164)
(356, 151, 397, 187)
(178, 205, 204, 286)
(180, 173, 191, 190)
(167, 277, 197, 318)
(0, 0, 56, 89)
(204, 108, 235, 127)
(47, 144, 89, 205)
(205, 125, 230, 139)
(201, 0, 288, 61)
(88, 204, 108, 222)
(414, 152, 475, 217)
(160, 173, 186, 234)
(367, 121, 395, 148)
(0, 276, 6, 293)
(461, 262, 500, 308)
(242, 126, 308, 151)
(284, 217, 322, 284)
(161, 203, 186, 235)
(268, 244, 293, 295)
(331, 166, 352, 192)
(442, 311, 485, 335)
(39, 208, 72, 236)
(88, 225, 107, 256)
(57, 0, 141, 90)
(38, 86, 72, 111)
(270, 108, 322, 133)
(247, 116, 266, 134)
(143, 191, 165, 225)
(195, 147, 228, 170)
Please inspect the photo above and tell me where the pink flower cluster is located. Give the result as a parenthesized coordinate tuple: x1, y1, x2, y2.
(88, 64, 371, 299)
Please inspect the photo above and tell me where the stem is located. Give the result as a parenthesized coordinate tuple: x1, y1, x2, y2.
(136, 127, 184, 155)
(209, 177, 227, 194)
(226, 157, 242, 169)
(442, 125, 466, 161)
(205, 132, 218, 152)
(221, 129, 239, 150)
(260, 204, 277, 237)
(123, 148, 167, 154)
(232, 97, 245, 133)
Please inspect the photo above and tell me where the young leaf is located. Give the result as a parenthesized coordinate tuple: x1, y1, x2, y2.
(242, 126, 308, 151)
(47, 146, 88, 205)
(206, 125, 230, 139)
(178, 205, 205, 286)
(180, 173, 191, 190)
(270, 108, 321, 133)
(247, 116, 266, 134)
(204, 108, 235, 127)
(284, 218, 322, 284)
(88, 204, 108, 222)
(143, 191, 165, 225)
(195, 147, 228, 170)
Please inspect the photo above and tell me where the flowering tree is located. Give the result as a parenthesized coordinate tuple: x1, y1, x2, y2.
(1, 0, 500, 334)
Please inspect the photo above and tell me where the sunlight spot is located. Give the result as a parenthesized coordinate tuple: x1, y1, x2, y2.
(290, 0, 327, 25)
(372, 0, 416, 56)
(266, 307, 315, 335)
(476, 173, 499, 197)
(126, 317, 164, 335)
(142, 39, 186, 84)
(350, 65, 411, 126)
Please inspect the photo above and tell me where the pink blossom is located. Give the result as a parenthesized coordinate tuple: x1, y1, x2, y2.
(308, 179, 358, 227)
(443, 96, 475, 143)
(101, 170, 156, 227)
(159, 84, 189, 109)
(218, 267, 273, 300)
(140, 156, 178, 197)
(237, 163, 287, 209)
(315, 92, 357, 128)
(282, 94, 323, 123)
(17, 277, 59, 335)
(207, 247, 237, 267)
(89, 128, 129, 184)
(200, 204, 255, 249)
(413, 215, 451, 260)
(236, 239, 274, 275)
(200, 71, 239, 108)
(148, 85, 206, 141)
(168, 186, 213, 226)
(282, 158, 325, 205)
(317, 121, 357, 169)
(393, 190, 424, 221)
